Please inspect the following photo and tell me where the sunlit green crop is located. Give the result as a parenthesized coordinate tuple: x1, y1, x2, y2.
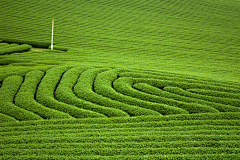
(0, 0, 239, 159)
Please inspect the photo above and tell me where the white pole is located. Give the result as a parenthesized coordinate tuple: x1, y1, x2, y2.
(51, 19, 54, 50)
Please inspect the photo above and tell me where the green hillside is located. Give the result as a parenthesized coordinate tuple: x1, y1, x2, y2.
(0, 0, 240, 159)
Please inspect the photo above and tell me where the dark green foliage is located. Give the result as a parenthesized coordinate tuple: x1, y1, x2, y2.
(1, 154, 239, 160)
(0, 58, 32, 66)
(0, 44, 32, 55)
(2, 39, 50, 48)
(1, 147, 240, 156)
(0, 113, 18, 123)
(1, 112, 239, 128)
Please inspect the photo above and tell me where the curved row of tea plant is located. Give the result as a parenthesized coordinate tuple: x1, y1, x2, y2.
(0, 65, 239, 122)
(1, 0, 240, 159)
(15, 70, 73, 119)
(1, 0, 240, 83)
(0, 43, 32, 55)
(0, 76, 42, 121)
(55, 67, 129, 117)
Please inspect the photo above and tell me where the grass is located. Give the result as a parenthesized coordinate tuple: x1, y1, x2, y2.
(0, 0, 240, 159)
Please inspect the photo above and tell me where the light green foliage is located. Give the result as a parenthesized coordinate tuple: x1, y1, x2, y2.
(0, 112, 240, 128)
(186, 89, 240, 107)
(48, 45, 69, 51)
(164, 86, 240, 108)
(74, 68, 161, 116)
(0, 76, 42, 121)
(111, 76, 188, 115)
(0, 0, 239, 82)
(94, 69, 170, 115)
(115, 77, 219, 114)
(55, 67, 128, 117)
(0, 0, 240, 158)
(36, 66, 106, 118)
(187, 89, 240, 99)
(0, 114, 240, 158)
(1, 147, 240, 157)
(134, 83, 240, 113)
(118, 70, 240, 113)
(0, 76, 23, 102)
(15, 70, 73, 119)
(0, 65, 239, 159)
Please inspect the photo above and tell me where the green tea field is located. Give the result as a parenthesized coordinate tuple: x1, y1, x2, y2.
(0, 0, 240, 159)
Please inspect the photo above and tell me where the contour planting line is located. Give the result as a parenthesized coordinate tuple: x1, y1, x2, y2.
(55, 67, 127, 117)
(133, 83, 240, 112)
(94, 69, 187, 115)
(0, 76, 42, 121)
(15, 70, 73, 119)
(36, 66, 106, 118)
(114, 77, 219, 114)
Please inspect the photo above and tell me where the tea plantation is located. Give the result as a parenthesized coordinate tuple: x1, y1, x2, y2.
(0, 0, 240, 159)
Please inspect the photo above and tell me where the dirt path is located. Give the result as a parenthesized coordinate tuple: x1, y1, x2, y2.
(30, 48, 49, 52)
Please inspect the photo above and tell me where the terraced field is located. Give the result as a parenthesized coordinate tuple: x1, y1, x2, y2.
(1, 0, 240, 159)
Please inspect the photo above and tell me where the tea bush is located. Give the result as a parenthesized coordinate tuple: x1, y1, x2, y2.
(2, 39, 50, 48)
(164, 86, 240, 107)
(0, 76, 42, 121)
(93, 69, 162, 116)
(56, 67, 128, 117)
(0, 66, 239, 121)
(0, 113, 17, 123)
(187, 89, 240, 99)
(1, 154, 239, 160)
(134, 83, 240, 113)
(15, 70, 73, 119)
(114, 77, 219, 114)
(0, 117, 239, 158)
(0, 0, 240, 158)
(186, 89, 240, 107)
(36, 66, 106, 118)
(0, 44, 32, 55)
